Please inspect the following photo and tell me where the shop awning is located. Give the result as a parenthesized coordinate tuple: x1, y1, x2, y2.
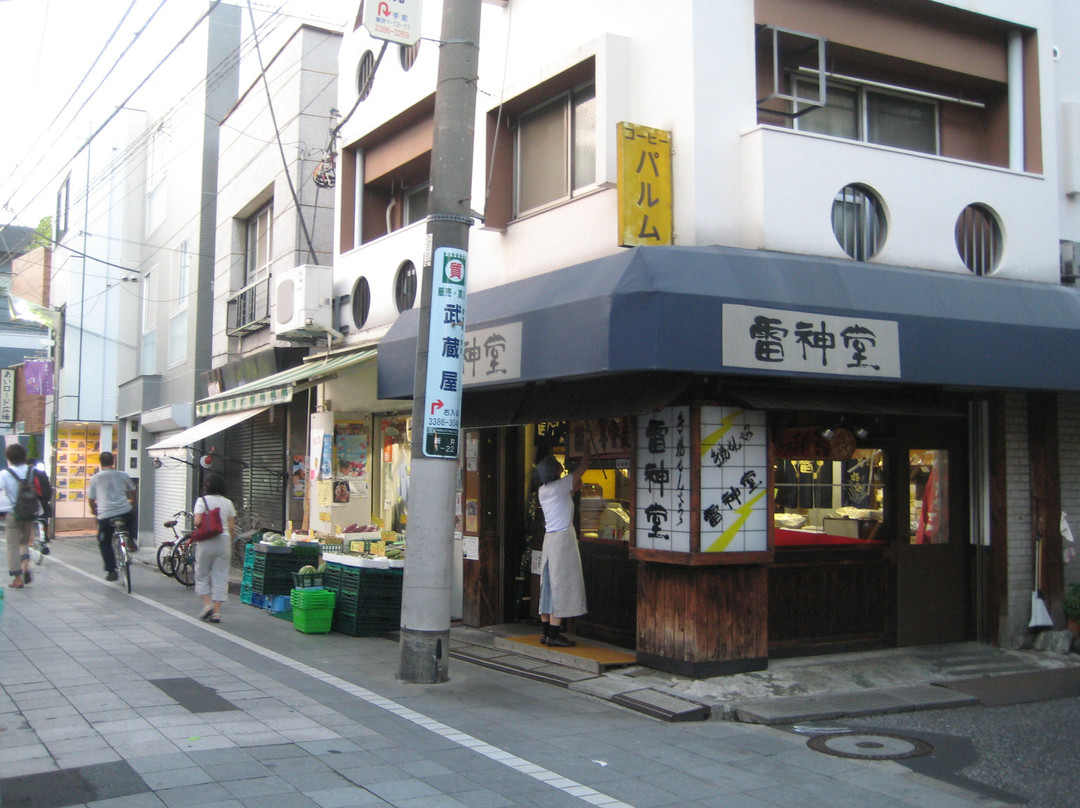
(147, 407, 269, 458)
(197, 349, 376, 417)
(379, 246, 1080, 400)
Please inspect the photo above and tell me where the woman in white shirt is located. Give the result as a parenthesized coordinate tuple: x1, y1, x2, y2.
(534, 440, 591, 647)
(192, 474, 237, 623)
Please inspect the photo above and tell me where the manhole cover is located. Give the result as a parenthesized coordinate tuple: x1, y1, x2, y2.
(807, 731, 934, 760)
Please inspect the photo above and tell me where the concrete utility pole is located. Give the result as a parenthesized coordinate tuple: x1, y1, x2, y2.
(399, 0, 481, 684)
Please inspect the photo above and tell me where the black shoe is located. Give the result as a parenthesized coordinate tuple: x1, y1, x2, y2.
(39, 545, 49, 555)
(545, 633, 576, 648)
(105, 570, 119, 582)
(22, 570, 31, 584)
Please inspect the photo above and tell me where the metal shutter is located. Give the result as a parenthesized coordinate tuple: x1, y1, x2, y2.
(154, 455, 191, 547)
(223, 406, 287, 533)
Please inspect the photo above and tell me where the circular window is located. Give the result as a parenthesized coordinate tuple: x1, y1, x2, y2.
(351, 276, 371, 329)
(394, 261, 417, 312)
(955, 203, 1002, 275)
(399, 40, 420, 71)
(831, 183, 887, 261)
(356, 50, 375, 100)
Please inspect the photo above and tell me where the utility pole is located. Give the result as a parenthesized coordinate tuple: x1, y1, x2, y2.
(399, 0, 481, 683)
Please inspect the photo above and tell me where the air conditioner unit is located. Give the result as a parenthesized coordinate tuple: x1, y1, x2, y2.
(272, 264, 334, 338)
(1062, 241, 1080, 284)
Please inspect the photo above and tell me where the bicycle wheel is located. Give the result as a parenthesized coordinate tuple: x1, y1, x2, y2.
(112, 533, 131, 593)
(157, 542, 176, 576)
(171, 541, 196, 588)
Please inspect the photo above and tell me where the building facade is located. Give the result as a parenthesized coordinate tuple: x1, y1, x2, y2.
(321, 0, 1080, 674)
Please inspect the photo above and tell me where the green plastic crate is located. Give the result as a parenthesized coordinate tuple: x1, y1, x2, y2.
(294, 607, 333, 634)
(291, 588, 336, 610)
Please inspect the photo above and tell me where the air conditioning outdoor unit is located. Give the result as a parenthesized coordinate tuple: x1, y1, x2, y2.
(272, 264, 334, 339)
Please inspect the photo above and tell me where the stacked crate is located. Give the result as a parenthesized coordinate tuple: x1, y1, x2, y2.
(250, 545, 320, 597)
(240, 544, 256, 604)
(291, 588, 336, 634)
(322, 563, 403, 636)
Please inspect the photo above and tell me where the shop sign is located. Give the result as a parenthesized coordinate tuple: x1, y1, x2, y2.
(461, 321, 521, 384)
(722, 303, 901, 378)
(363, 0, 422, 46)
(636, 406, 691, 553)
(617, 122, 673, 247)
(0, 368, 14, 424)
(699, 407, 768, 553)
(422, 247, 467, 458)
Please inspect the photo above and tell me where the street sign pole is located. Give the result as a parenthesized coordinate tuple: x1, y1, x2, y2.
(398, 0, 481, 684)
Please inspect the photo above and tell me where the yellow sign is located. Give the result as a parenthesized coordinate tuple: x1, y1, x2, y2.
(617, 122, 673, 246)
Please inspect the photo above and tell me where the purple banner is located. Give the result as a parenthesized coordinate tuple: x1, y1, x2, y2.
(24, 360, 53, 396)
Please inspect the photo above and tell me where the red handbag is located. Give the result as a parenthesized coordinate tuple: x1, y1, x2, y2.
(190, 497, 223, 541)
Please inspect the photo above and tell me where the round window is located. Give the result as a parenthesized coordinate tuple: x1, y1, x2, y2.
(400, 40, 420, 71)
(357, 50, 375, 100)
(394, 261, 417, 313)
(351, 276, 371, 329)
(955, 203, 1002, 275)
(831, 183, 887, 261)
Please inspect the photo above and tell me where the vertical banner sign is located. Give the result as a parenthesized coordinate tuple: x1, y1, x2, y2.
(635, 406, 691, 553)
(0, 368, 13, 425)
(363, 0, 422, 46)
(617, 122, 673, 247)
(422, 248, 467, 458)
(699, 407, 768, 553)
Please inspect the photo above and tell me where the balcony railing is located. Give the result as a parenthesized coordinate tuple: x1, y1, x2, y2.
(227, 277, 271, 336)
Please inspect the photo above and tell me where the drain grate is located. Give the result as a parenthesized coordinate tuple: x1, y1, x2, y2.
(807, 731, 934, 761)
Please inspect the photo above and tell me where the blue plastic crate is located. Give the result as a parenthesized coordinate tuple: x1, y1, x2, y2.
(265, 594, 291, 613)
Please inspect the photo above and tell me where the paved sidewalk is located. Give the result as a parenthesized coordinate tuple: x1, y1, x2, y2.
(0, 535, 1025, 808)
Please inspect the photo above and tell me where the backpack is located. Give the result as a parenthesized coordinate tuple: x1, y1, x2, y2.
(7, 468, 39, 523)
(32, 469, 53, 517)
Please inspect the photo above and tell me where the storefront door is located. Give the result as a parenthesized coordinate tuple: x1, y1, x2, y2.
(894, 429, 968, 645)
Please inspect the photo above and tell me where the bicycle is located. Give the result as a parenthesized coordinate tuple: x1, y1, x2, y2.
(158, 511, 193, 577)
(28, 518, 50, 566)
(109, 515, 133, 593)
(168, 533, 196, 588)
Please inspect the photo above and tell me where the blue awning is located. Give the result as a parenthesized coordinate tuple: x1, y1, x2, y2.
(378, 245, 1080, 399)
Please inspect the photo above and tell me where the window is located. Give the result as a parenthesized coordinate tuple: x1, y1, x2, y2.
(141, 330, 156, 376)
(168, 309, 187, 366)
(955, 204, 1001, 275)
(55, 176, 70, 242)
(514, 83, 596, 217)
(832, 184, 886, 261)
(175, 239, 190, 310)
(400, 41, 420, 71)
(910, 450, 948, 544)
(142, 270, 154, 333)
(394, 261, 417, 312)
(404, 183, 428, 225)
(146, 125, 168, 233)
(245, 204, 273, 284)
(352, 276, 371, 329)
(796, 79, 938, 155)
(357, 50, 375, 100)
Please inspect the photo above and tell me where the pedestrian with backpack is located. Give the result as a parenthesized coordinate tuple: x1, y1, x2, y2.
(2, 443, 42, 588)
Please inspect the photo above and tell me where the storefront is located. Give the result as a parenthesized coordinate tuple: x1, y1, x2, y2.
(379, 245, 1080, 675)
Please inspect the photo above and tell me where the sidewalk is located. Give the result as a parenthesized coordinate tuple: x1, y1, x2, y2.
(0, 533, 1071, 807)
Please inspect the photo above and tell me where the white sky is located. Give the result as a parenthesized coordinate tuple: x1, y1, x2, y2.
(0, 0, 349, 229)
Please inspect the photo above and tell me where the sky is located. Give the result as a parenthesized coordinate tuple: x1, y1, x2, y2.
(0, 0, 350, 231)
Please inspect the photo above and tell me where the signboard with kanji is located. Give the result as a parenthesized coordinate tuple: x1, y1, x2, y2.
(0, 368, 13, 425)
(363, 0, 422, 46)
(617, 121, 673, 247)
(421, 247, 468, 458)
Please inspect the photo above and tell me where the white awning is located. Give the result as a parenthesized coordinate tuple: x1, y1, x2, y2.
(146, 407, 269, 458)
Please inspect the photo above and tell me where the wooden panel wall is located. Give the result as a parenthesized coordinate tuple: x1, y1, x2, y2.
(462, 430, 501, 627)
(637, 563, 768, 677)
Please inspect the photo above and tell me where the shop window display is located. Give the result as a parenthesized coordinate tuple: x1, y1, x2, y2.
(773, 448, 884, 546)
(909, 449, 948, 544)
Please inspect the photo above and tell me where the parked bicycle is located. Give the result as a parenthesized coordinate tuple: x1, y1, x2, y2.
(158, 511, 195, 588)
(109, 515, 134, 593)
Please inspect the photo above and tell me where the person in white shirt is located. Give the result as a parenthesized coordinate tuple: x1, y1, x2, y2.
(2, 443, 41, 588)
(192, 474, 237, 624)
(534, 439, 591, 647)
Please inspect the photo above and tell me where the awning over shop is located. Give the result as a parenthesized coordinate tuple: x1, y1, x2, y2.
(378, 245, 1080, 400)
(147, 407, 268, 458)
(197, 349, 376, 417)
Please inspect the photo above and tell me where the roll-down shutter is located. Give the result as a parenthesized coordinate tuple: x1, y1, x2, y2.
(223, 406, 287, 533)
(153, 448, 190, 547)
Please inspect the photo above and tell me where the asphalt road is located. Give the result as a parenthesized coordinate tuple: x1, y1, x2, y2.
(833, 698, 1080, 807)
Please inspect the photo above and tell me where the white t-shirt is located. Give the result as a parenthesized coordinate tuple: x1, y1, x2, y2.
(537, 474, 576, 533)
(193, 494, 237, 538)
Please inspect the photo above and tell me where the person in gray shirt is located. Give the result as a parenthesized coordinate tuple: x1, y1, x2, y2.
(87, 451, 136, 581)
